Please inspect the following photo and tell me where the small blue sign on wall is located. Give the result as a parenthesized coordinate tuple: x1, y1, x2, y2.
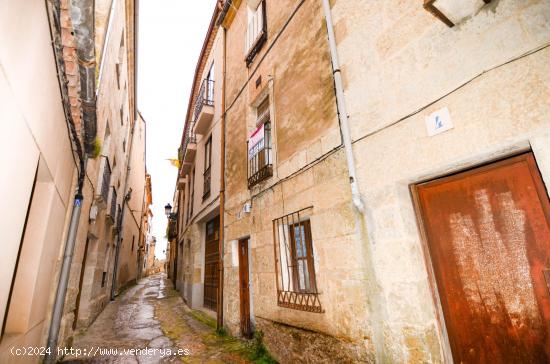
(425, 107, 454, 137)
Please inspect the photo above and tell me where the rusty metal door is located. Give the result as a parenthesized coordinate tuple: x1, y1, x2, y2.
(204, 216, 219, 311)
(238, 238, 252, 338)
(415, 153, 550, 363)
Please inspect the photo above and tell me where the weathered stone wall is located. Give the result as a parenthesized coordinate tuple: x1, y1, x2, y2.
(224, 149, 374, 357)
(222, 0, 550, 362)
(224, 0, 340, 211)
(329, 0, 550, 361)
(65, 0, 138, 340)
(256, 317, 371, 363)
(0, 0, 87, 358)
(222, 0, 377, 361)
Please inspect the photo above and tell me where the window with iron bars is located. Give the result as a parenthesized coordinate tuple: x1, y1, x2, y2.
(272, 207, 323, 313)
(248, 99, 273, 188)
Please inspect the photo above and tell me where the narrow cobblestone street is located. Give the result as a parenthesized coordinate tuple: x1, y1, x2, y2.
(3, 1, 550, 363)
(63, 275, 253, 363)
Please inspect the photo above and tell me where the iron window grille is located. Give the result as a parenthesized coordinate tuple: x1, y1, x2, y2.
(101, 157, 112, 202)
(194, 78, 215, 122)
(245, 0, 267, 67)
(272, 207, 323, 313)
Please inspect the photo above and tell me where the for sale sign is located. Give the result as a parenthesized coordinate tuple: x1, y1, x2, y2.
(248, 124, 265, 160)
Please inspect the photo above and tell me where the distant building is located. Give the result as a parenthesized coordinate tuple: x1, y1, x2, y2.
(145, 236, 157, 276)
(171, 4, 224, 313)
(141, 174, 154, 277)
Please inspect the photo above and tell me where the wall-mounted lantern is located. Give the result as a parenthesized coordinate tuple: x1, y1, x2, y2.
(424, 0, 492, 27)
(164, 203, 172, 217)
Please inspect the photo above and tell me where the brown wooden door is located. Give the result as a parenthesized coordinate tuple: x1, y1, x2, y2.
(204, 217, 220, 311)
(239, 238, 252, 338)
(415, 153, 550, 363)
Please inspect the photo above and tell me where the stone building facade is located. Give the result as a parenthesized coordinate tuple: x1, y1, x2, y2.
(63, 0, 142, 340)
(218, 0, 368, 362)
(171, 0, 550, 363)
(329, 0, 550, 362)
(173, 6, 225, 316)
(0, 0, 146, 362)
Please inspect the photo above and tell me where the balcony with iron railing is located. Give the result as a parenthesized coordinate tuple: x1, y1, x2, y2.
(183, 122, 197, 163)
(100, 157, 112, 203)
(180, 123, 198, 178)
(248, 123, 273, 188)
(193, 79, 215, 135)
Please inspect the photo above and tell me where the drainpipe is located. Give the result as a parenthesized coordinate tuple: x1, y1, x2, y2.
(45, 184, 85, 364)
(45, 0, 94, 362)
(321, 0, 364, 213)
(217, 26, 227, 331)
(321, 3, 389, 362)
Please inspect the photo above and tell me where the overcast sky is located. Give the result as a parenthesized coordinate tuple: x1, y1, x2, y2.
(137, 0, 216, 259)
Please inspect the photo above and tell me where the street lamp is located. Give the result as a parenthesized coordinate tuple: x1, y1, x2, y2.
(164, 203, 172, 217)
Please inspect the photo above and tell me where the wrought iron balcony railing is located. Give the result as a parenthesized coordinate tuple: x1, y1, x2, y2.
(182, 122, 197, 158)
(248, 123, 272, 188)
(248, 148, 272, 188)
(193, 79, 214, 122)
(101, 157, 112, 202)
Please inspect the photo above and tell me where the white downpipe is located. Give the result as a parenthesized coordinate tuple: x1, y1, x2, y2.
(321, 0, 364, 213)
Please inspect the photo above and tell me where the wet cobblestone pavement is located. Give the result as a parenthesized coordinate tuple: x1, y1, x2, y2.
(62, 274, 253, 363)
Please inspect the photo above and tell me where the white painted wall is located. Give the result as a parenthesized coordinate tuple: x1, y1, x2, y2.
(0, 0, 75, 357)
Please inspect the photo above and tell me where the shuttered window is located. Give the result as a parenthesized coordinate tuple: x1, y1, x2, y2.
(245, 0, 267, 66)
